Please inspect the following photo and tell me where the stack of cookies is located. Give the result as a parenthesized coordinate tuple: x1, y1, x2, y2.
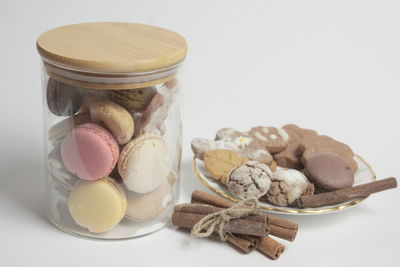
(191, 124, 358, 207)
(47, 78, 179, 233)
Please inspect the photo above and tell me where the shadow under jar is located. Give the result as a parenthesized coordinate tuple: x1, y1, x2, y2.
(36, 22, 187, 239)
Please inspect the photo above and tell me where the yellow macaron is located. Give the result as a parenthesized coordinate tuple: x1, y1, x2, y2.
(68, 177, 127, 233)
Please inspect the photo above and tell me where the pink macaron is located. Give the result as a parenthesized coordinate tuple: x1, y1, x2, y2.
(61, 123, 119, 180)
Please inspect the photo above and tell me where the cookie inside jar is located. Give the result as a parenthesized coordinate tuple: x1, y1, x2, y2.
(192, 124, 367, 208)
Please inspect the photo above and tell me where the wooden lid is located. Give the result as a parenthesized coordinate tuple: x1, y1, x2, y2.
(37, 22, 187, 74)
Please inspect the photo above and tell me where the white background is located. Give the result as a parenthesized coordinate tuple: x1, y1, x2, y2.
(0, 0, 399, 266)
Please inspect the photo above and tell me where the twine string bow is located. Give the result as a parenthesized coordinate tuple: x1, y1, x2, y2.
(190, 199, 260, 241)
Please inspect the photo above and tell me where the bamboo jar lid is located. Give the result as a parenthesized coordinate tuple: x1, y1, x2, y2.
(36, 22, 187, 74)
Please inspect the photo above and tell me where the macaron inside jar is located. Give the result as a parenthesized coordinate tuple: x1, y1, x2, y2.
(118, 134, 169, 193)
(125, 180, 173, 221)
(61, 123, 119, 180)
(68, 177, 127, 233)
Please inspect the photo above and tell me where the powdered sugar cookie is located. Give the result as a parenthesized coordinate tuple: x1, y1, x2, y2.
(262, 168, 314, 206)
(227, 161, 272, 200)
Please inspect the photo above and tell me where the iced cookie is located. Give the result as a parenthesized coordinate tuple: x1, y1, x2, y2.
(106, 86, 156, 112)
(215, 126, 289, 153)
(191, 137, 273, 164)
(125, 180, 173, 221)
(89, 98, 134, 145)
(305, 152, 354, 191)
(48, 145, 79, 196)
(48, 112, 92, 143)
(227, 161, 272, 200)
(136, 80, 178, 136)
(68, 177, 127, 233)
(61, 123, 119, 180)
(263, 168, 314, 207)
(204, 149, 249, 185)
(118, 134, 169, 193)
(273, 124, 318, 169)
(47, 78, 83, 116)
(301, 135, 357, 172)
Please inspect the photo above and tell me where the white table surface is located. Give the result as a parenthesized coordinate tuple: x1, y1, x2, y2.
(0, 0, 399, 266)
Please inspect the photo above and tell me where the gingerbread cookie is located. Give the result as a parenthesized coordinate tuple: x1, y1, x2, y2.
(204, 149, 248, 185)
(135, 80, 178, 136)
(191, 137, 273, 164)
(215, 126, 289, 153)
(305, 152, 354, 191)
(227, 161, 272, 200)
(301, 135, 357, 172)
(273, 124, 318, 169)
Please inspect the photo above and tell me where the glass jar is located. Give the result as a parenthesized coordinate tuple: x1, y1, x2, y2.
(36, 22, 187, 239)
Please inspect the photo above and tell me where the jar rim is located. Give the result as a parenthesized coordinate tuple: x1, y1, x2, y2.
(44, 60, 183, 90)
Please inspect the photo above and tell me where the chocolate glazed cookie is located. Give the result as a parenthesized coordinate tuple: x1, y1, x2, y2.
(305, 152, 355, 191)
(300, 135, 357, 172)
(46, 78, 83, 116)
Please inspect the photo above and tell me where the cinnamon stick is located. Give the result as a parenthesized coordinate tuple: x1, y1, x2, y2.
(191, 190, 298, 241)
(172, 211, 268, 237)
(293, 177, 398, 208)
(174, 204, 269, 234)
(254, 236, 285, 260)
(226, 234, 259, 254)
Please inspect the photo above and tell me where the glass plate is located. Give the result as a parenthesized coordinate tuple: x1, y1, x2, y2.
(192, 155, 376, 215)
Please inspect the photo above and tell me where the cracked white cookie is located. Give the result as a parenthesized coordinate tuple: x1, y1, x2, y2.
(226, 161, 272, 200)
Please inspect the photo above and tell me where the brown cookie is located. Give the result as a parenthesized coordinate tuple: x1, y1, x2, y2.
(301, 135, 357, 172)
(47, 78, 83, 116)
(136, 80, 178, 136)
(204, 149, 248, 185)
(273, 124, 318, 169)
(215, 126, 289, 153)
(304, 152, 355, 191)
(106, 86, 156, 112)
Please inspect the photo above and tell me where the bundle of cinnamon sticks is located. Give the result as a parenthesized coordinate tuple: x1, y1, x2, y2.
(172, 190, 299, 260)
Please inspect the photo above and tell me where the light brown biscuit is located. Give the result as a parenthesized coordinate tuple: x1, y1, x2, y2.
(301, 135, 357, 172)
(215, 126, 289, 153)
(273, 124, 318, 169)
(204, 149, 249, 185)
(89, 98, 134, 145)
